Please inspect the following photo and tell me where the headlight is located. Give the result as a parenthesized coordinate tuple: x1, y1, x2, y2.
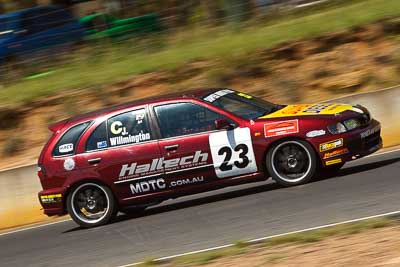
(343, 118, 361, 131)
(327, 122, 347, 134)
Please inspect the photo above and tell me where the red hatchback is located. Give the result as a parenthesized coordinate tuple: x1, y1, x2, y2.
(38, 89, 382, 227)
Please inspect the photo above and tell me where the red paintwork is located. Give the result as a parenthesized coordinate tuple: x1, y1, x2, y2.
(37, 89, 382, 216)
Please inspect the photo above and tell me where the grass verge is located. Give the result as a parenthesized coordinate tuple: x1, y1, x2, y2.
(136, 216, 394, 266)
(1, 0, 400, 105)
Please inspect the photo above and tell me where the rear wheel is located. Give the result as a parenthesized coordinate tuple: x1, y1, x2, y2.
(266, 140, 317, 187)
(67, 183, 117, 228)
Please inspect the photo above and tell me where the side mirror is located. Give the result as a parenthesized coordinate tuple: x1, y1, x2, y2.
(215, 119, 234, 130)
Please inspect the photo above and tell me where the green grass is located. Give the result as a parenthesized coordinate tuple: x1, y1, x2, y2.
(171, 244, 248, 266)
(1, 0, 400, 105)
(264, 217, 392, 247)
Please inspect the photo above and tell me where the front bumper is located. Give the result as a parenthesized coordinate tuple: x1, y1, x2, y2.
(38, 187, 67, 216)
(320, 119, 382, 167)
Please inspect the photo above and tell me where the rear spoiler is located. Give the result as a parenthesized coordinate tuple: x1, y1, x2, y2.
(48, 119, 69, 132)
(38, 119, 69, 165)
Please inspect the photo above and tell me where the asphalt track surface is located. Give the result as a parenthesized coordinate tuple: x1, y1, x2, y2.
(1, 149, 400, 267)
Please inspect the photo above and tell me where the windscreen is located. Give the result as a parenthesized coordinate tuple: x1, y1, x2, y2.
(203, 89, 283, 120)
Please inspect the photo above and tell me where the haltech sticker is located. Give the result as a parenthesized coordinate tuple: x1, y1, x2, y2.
(264, 120, 299, 138)
(319, 138, 343, 152)
(323, 148, 349, 159)
(325, 158, 343, 166)
(40, 194, 62, 203)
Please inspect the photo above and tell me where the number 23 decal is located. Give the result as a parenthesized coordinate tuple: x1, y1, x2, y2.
(209, 127, 257, 178)
(218, 144, 250, 171)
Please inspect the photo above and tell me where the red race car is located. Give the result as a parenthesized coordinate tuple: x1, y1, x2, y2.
(37, 88, 382, 227)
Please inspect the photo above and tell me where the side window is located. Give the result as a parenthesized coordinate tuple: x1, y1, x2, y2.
(85, 121, 108, 151)
(154, 102, 228, 138)
(107, 108, 152, 147)
(53, 122, 90, 157)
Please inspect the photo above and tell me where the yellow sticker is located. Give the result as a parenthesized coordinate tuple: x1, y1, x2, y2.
(40, 194, 62, 199)
(325, 158, 342, 166)
(40, 194, 62, 203)
(319, 138, 343, 152)
(237, 92, 253, 99)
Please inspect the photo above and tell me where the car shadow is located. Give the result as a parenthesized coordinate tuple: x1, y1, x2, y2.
(316, 157, 400, 180)
(63, 156, 400, 233)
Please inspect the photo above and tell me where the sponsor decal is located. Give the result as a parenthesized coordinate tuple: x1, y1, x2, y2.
(323, 148, 349, 159)
(264, 120, 299, 138)
(135, 113, 145, 124)
(119, 150, 208, 180)
(110, 130, 151, 146)
(203, 89, 234, 102)
(97, 140, 108, 149)
(130, 178, 166, 195)
(319, 138, 343, 152)
(63, 158, 75, 171)
(360, 125, 380, 139)
(59, 143, 73, 153)
(260, 103, 355, 119)
(325, 158, 342, 166)
(303, 104, 330, 114)
(306, 129, 326, 138)
(129, 176, 205, 195)
(237, 92, 252, 99)
(40, 193, 62, 203)
(170, 176, 204, 187)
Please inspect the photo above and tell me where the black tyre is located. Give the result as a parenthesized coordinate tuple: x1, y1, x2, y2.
(67, 183, 117, 228)
(266, 140, 317, 187)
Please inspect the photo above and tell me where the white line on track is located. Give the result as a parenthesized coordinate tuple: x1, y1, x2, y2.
(0, 219, 71, 237)
(1, 146, 399, 237)
(118, 209, 400, 267)
(365, 147, 400, 158)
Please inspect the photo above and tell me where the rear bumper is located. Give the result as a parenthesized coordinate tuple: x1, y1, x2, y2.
(321, 119, 382, 167)
(38, 187, 67, 216)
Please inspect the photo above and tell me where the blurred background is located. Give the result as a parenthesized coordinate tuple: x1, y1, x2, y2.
(0, 0, 400, 229)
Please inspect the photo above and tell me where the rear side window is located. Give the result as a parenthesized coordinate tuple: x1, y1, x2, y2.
(107, 108, 152, 147)
(53, 122, 90, 157)
(85, 121, 108, 151)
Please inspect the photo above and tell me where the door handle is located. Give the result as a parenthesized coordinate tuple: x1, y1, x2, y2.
(88, 158, 102, 164)
(164, 144, 179, 151)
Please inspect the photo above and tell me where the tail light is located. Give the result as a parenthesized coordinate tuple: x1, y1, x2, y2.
(37, 165, 46, 179)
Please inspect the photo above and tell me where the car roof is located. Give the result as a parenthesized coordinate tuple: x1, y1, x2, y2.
(50, 88, 221, 132)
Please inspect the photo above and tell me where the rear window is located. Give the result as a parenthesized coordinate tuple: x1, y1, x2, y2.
(52, 122, 90, 157)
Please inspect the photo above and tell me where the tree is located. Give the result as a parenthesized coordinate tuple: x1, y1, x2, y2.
(51, 0, 74, 7)
(17, 0, 38, 9)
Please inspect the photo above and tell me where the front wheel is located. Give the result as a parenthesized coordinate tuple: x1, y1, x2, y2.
(67, 183, 117, 228)
(266, 140, 317, 187)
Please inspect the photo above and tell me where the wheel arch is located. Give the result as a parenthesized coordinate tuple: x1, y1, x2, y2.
(261, 136, 322, 175)
(63, 178, 118, 213)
